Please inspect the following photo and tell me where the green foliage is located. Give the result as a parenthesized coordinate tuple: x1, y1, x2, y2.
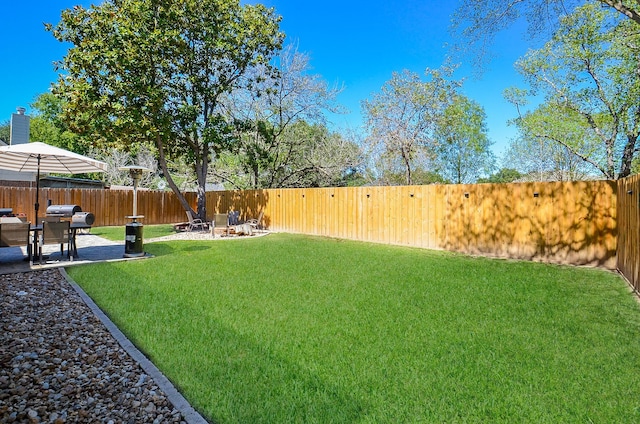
(340, 167, 374, 187)
(214, 118, 362, 189)
(451, 0, 640, 70)
(29, 92, 89, 154)
(477, 168, 523, 183)
(363, 67, 460, 185)
(633, 155, 640, 175)
(503, 132, 598, 181)
(212, 45, 360, 189)
(0, 120, 9, 143)
(434, 95, 495, 183)
(381, 168, 448, 185)
(69, 233, 640, 423)
(48, 0, 284, 218)
(510, 3, 640, 179)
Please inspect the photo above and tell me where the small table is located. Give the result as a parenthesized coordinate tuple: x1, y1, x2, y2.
(70, 223, 92, 258)
(29, 223, 90, 261)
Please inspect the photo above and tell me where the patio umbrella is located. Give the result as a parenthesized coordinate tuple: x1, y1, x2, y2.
(0, 142, 108, 224)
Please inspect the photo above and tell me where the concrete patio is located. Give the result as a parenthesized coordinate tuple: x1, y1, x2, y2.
(0, 231, 148, 275)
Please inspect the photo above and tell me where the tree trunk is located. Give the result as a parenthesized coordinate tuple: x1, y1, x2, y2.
(155, 134, 195, 219)
(599, 0, 640, 25)
(401, 145, 413, 185)
(619, 134, 637, 179)
(195, 159, 208, 222)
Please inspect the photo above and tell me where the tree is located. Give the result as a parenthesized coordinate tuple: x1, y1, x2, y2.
(362, 68, 459, 185)
(213, 120, 361, 188)
(378, 168, 448, 186)
(477, 168, 523, 183)
(28, 92, 89, 155)
(48, 0, 283, 220)
(508, 4, 640, 179)
(212, 45, 360, 189)
(452, 0, 640, 67)
(90, 143, 163, 189)
(0, 121, 8, 144)
(503, 133, 596, 181)
(433, 95, 495, 183)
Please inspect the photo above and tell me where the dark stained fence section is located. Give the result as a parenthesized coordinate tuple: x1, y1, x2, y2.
(617, 174, 640, 292)
(0, 187, 194, 227)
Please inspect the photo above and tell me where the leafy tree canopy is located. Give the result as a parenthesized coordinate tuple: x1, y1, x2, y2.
(477, 168, 523, 184)
(47, 0, 283, 219)
(508, 3, 640, 179)
(452, 0, 640, 68)
(213, 120, 362, 189)
(212, 45, 359, 189)
(29, 92, 88, 155)
(362, 67, 460, 185)
(380, 169, 448, 186)
(433, 95, 495, 184)
(0, 121, 9, 144)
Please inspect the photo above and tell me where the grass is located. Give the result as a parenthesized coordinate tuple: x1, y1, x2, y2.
(90, 224, 176, 241)
(67, 232, 640, 423)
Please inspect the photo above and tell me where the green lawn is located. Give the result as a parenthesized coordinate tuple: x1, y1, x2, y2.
(67, 232, 640, 423)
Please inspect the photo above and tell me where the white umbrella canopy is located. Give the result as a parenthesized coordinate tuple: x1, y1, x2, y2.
(0, 142, 107, 223)
(0, 142, 107, 174)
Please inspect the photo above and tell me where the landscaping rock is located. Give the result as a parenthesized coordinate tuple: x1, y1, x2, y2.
(0, 269, 189, 423)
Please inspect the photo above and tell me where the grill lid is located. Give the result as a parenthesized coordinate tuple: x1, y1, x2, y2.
(46, 205, 82, 217)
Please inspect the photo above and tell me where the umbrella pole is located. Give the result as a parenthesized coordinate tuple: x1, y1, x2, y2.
(35, 155, 40, 225)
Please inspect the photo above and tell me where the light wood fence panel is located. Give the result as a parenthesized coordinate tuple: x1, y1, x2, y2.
(210, 181, 616, 269)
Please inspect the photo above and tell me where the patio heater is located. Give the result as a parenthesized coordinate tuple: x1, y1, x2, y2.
(119, 165, 150, 258)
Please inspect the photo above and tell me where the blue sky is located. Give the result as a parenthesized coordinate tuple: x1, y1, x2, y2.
(0, 1, 533, 158)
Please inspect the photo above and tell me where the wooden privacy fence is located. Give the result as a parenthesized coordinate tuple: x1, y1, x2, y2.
(0, 187, 195, 226)
(1, 179, 637, 280)
(206, 181, 618, 269)
(617, 174, 640, 292)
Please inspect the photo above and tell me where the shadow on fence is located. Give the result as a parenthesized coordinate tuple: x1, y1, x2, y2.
(439, 181, 617, 268)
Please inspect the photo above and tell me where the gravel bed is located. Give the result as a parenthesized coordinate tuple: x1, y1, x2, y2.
(146, 229, 269, 243)
(0, 269, 188, 423)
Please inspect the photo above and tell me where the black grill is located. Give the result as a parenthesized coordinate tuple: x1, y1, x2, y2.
(0, 208, 13, 217)
(46, 204, 82, 217)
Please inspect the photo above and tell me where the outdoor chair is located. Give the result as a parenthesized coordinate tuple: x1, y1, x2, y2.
(0, 216, 25, 224)
(246, 210, 264, 231)
(0, 222, 30, 248)
(186, 210, 209, 232)
(213, 213, 229, 236)
(228, 210, 241, 226)
(40, 220, 71, 263)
